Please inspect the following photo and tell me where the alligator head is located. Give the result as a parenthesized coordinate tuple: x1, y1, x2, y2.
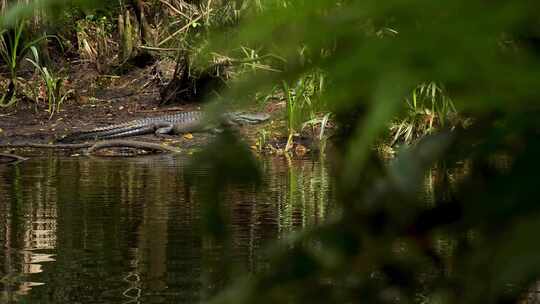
(226, 112, 271, 124)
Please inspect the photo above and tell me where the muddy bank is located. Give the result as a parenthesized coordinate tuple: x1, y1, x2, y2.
(1, 62, 194, 140)
(0, 62, 283, 157)
(0, 60, 331, 158)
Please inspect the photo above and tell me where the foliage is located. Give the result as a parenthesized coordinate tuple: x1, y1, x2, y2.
(282, 71, 325, 131)
(199, 1, 540, 303)
(0, 18, 60, 107)
(281, 71, 328, 150)
(26, 46, 71, 118)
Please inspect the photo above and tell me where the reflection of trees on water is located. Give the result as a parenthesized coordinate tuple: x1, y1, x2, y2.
(0, 155, 332, 303)
(0, 166, 14, 303)
(0, 159, 58, 302)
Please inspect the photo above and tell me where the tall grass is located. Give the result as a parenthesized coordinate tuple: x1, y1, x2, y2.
(0, 19, 58, 107)
(26, 46, 71, 118)
(390, 82, 458, 146)
(282, 70, 329, 150)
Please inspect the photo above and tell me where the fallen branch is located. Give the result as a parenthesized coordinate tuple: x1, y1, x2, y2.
(86, 140, 182, 155)
(0, 142, 92, 149)
(0, 140, 183, 155)
(0, 152, 28, 163)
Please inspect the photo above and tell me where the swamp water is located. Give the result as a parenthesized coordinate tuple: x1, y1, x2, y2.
(0, 154, 332, 303)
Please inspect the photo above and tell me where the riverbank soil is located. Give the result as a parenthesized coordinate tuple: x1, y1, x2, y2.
(1, 60, 194, 140)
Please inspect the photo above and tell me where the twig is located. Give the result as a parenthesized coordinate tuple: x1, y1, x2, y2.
(208, 53, 284, 72)
(98, 75, 121, 79)
(211, 52, 287, 64)
(158, 14, 203, 46)
(138, 45, 181, 52)
(157, 0, 191, 19)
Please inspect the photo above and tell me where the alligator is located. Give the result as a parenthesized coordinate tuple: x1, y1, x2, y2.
(59, 111, 270, 143)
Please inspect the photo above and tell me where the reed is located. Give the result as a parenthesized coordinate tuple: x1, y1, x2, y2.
(390, 82, 458, 146)
(282, 71, 329, 151)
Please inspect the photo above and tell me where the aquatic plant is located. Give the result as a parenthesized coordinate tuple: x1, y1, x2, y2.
(282, 71, 328, 151)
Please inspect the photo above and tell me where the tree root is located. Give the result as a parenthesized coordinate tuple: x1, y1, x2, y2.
(0, 140, 182, 156)
(86, 140, 182, 155)
(0, 152, 28, 163)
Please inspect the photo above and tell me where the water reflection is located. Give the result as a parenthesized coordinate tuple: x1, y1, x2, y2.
(0, 154, 332, 303)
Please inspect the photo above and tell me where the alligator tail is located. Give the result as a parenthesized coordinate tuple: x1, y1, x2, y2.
(58, 125, 148, 143)
(58, 121, 174, 143)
